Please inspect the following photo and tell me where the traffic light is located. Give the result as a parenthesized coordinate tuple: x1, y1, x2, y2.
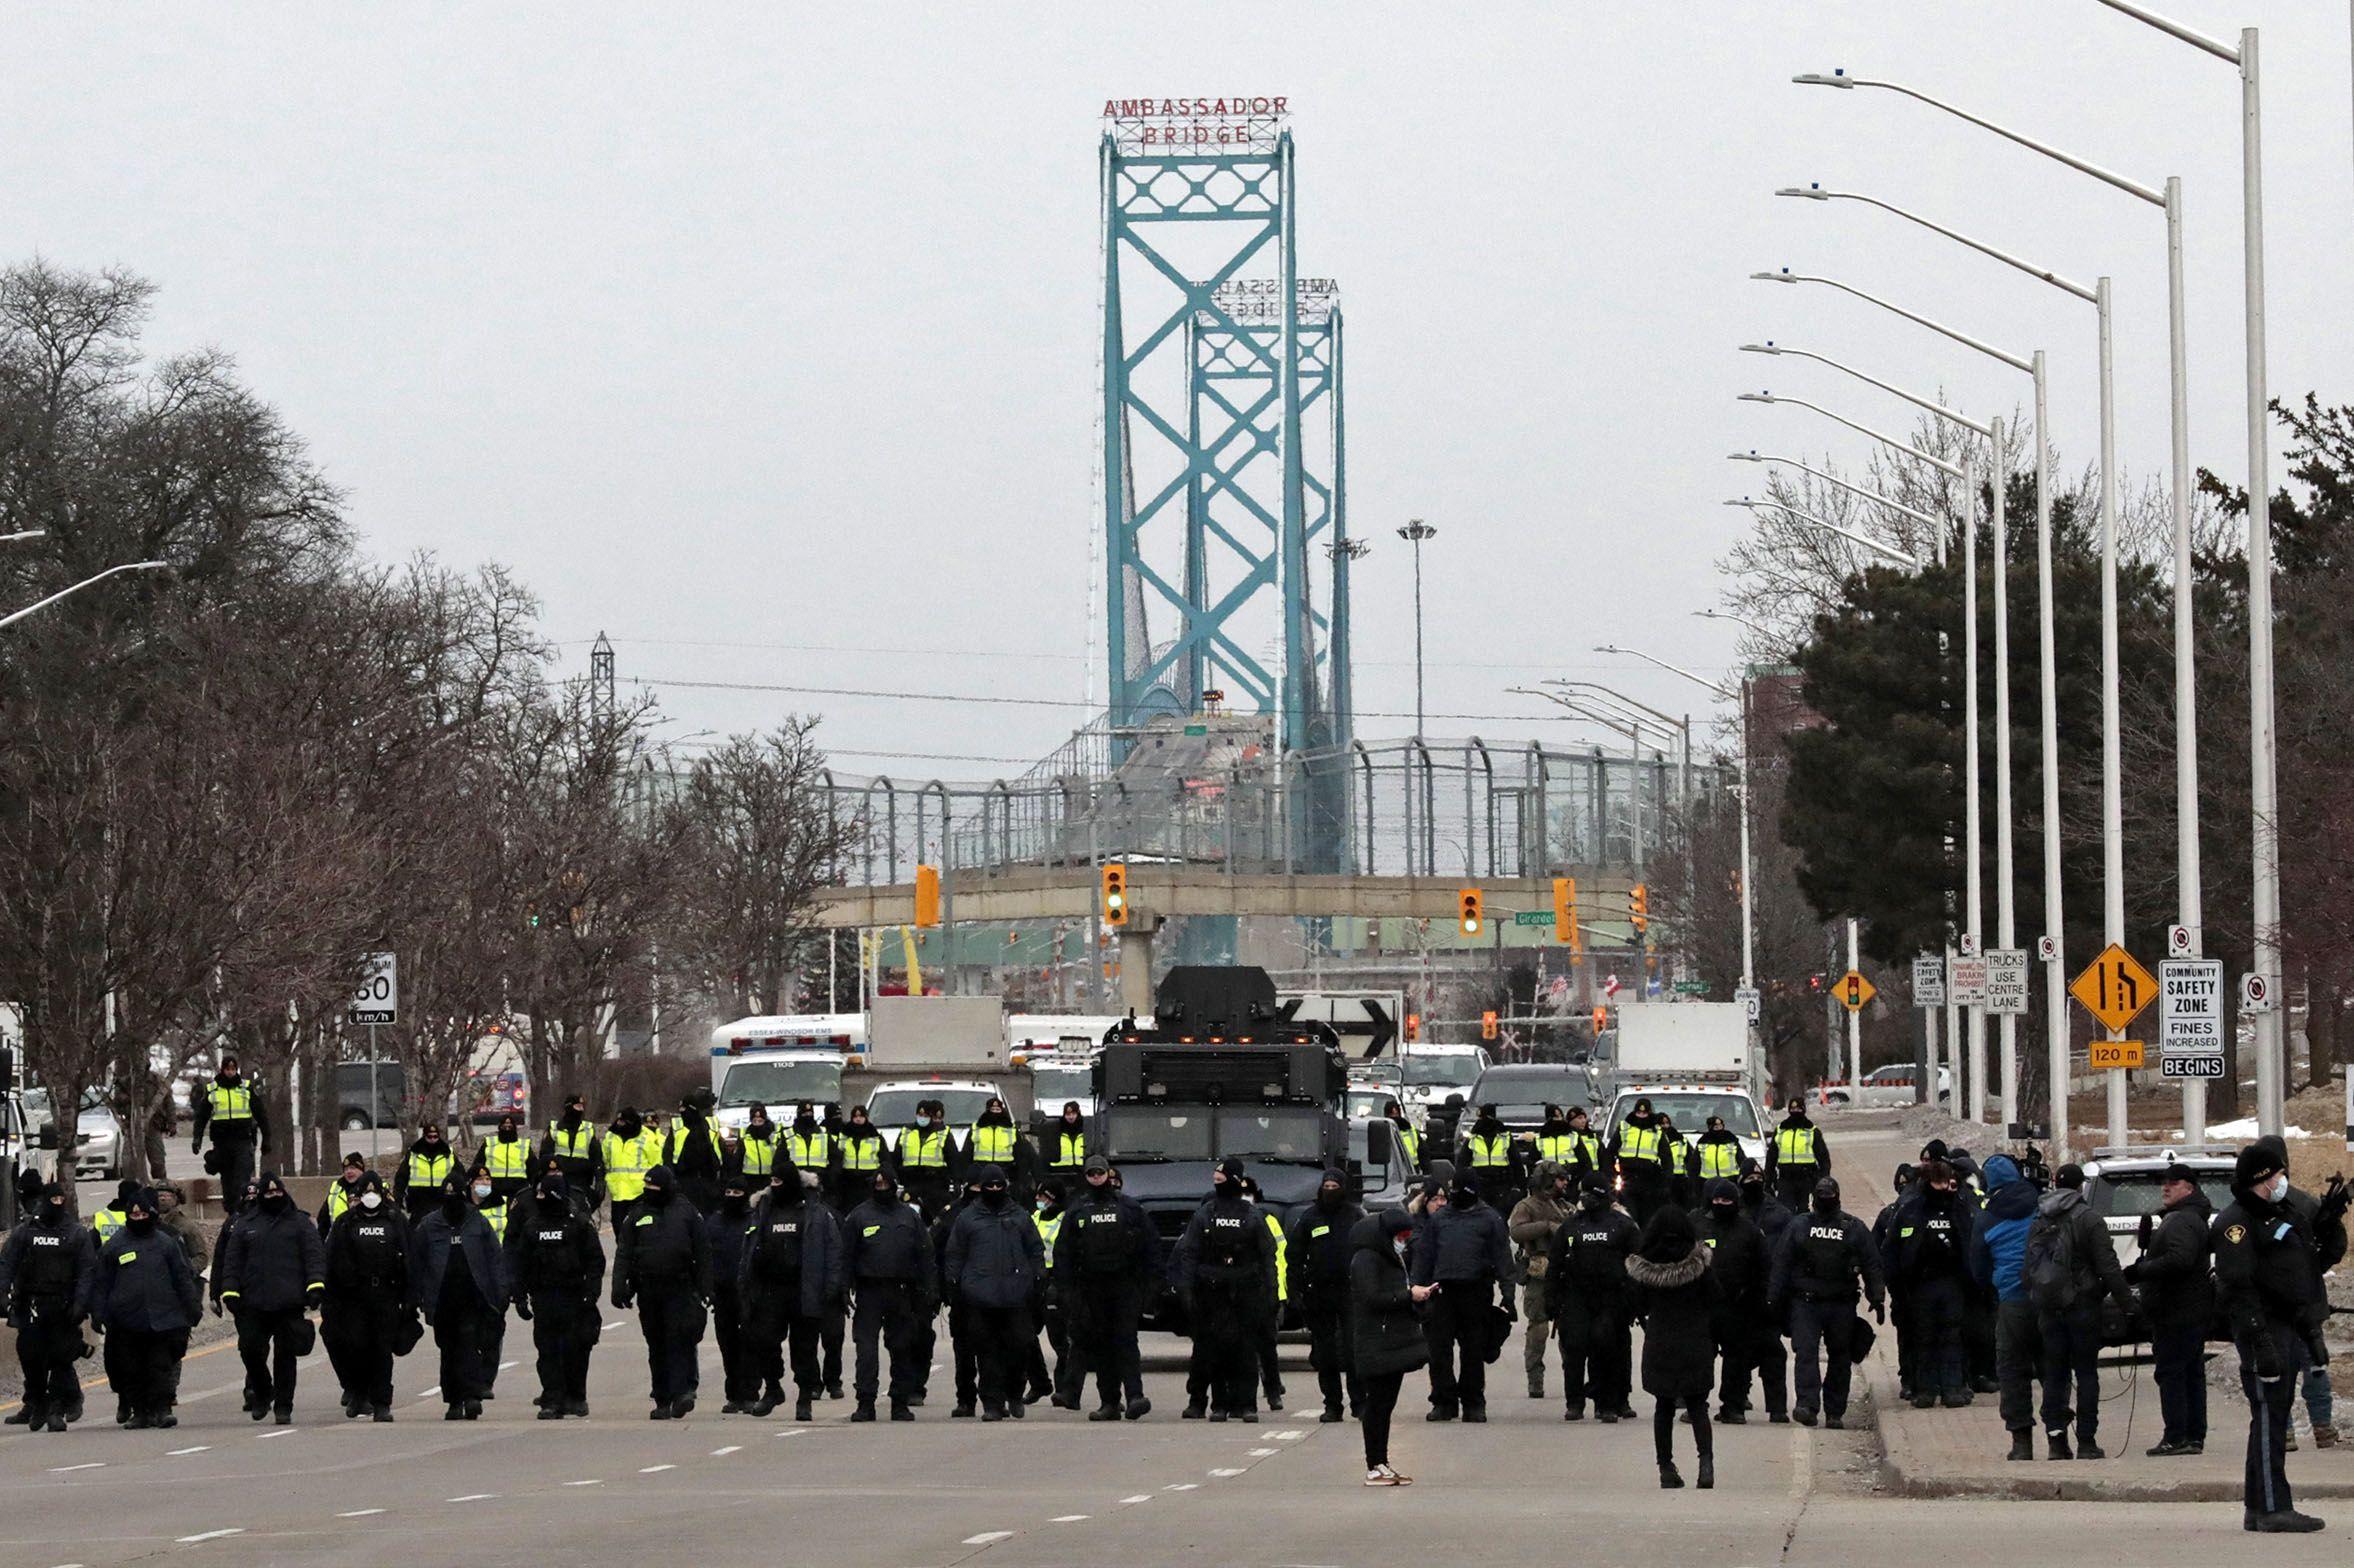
(1405, 1012, 1421, 1043)
(913, 864, 941, 928)
(1552, 876, 1576, 946)
(1457, 886, 1483, 937)
(1481, 1009, 1499, 1041)
(1100, 861, 1129, 927)
(1591, 1004, 1608, 1034)
(1630, 882, 1649, 937)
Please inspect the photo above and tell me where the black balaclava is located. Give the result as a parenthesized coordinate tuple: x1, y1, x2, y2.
(1811, 1176, 1841, 1216)
(1707, 1177, 1739, 1227)
(1628, 1099, 1653, 1128)
(723, 1182, 751, 1216)
(616, 1108, 643, 1138)
(1212, 1155, 1244, 1200)
(642, 1167, 673, 1207)
(793, 1102, 817, 1134)
(1314, 1172, 1346, 1211)
(979, 1167, 1010, 1209)
(1579, 1182, 1612, 1214)
(1450, 1170, 1481, 1208)
(537, 1171, 568, 1209)
(441, 1174, 469, 1220)
(561, 1094, 584, 1130)
(1740, 1171, 1766, 1211)
(1639, 1202, 1696, 1263)
(126, 1193, 157, 1235)
(1472, 1104, 1503, 1139)
(258, 1171, 291, 1214)
(772, 1159, 804, 1205)
(871, 1172, 898, 1206)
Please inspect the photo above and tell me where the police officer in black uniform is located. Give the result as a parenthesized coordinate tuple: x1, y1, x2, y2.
(322, 1171, 409, 1421)
(612, 1164, 712, 1419)
(1173, 1157, 1276, 1422)
(1889, 1157, 1977, 1409)
(509, 1168, 604, 1419)
(1287, 1168, 1364, 1424)
(741, 1156, 844, 1420)
(843, 1168, 936, 1420)
(1699, 1177, 1776, 1423)
(1055, 1153, 1159, 1420)
(0, 1177, 96, 1432)
(1547, 1178, 1638, 1422)
(1769, 1175, 1884, 1429)
(1410, 1167, 1515, 1422)
(2214, 1135, 2347, 1533)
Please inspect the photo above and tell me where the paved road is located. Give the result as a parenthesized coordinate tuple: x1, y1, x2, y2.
(4, 1144, 2346, 1565)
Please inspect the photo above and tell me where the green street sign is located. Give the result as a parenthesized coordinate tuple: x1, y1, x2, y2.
(1512, 910, 1552, 927)
(1673, 980, 1710, 996)
(1183, 724, 1208, 736)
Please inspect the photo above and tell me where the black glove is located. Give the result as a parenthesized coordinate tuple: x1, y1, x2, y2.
(2122, 1259, 2144, 1283)
(2319, 1174, 2352, 1225)
(1871, 1299, 1887, 1325)
(2255, 1334, 2288, 1381)
(515, 1298, 533, 1322)
(190, 1140, 202, 1155)
(304, 1283, 324, 1307)
(612, 1289, 633, 1311)
(2136, 1212, 2156, 1248)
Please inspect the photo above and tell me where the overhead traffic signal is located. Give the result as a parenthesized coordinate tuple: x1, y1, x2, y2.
(1457, 886, 1483, 937)
(913, 864, 941, 928)
(1100, 861, 1129, 927)
(1553, 876, 1581, 953)
(1405, 1012, 1421, 1043)
(1591, 1004, 1608, 1034)
(1630, 882, 1649, 937)
(1481, 1010, 1499, 1041)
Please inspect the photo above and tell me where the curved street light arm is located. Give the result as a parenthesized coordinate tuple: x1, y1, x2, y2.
(0, 561, 169, 633)
(1739, 342, 1991, 438)
(1753, 269, 2034, 374)
(1738, 390, 1970, 479)
(1780, 186, 2099, 302)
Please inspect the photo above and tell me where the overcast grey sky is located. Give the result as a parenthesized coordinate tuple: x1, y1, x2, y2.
(5, 2, 2348, 773)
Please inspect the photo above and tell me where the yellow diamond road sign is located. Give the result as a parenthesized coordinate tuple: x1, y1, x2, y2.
(2070, 943, 2157, 1034)
(1836, 970, 1875, 1013)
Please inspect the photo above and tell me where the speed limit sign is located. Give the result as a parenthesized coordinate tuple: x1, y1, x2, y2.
(348, 952, 398, 1026)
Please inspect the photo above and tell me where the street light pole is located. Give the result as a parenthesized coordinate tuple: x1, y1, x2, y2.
(1398, 519, 1436, 738)
(0, 561, 170, 633)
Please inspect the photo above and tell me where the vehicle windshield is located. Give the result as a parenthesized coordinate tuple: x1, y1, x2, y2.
(866, 1087, 998, 1129)
(1101, 1107, 1212, 1161)
(1610, 1093, 1760, 1138)
(1216, 1109, 1324, 1161)
(1030, 1065, 1094, 1105)
(1473, 1072, 1592, 1117)
(718, 1061, 845, 1107)
(1403, 1056, 1478, 1088)
(2092, 1171, 2236, 1219)
(1344, 1089, 1393, 1119)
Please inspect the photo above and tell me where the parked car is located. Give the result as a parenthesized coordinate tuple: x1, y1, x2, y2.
(1819, 1062, 1953, 1108)
(1466, 1063, 1601, 1134)
(2081, 1148, 2238, 1347)
(24, 1088, 124, 1182)
(334, 1060, 409, 1131)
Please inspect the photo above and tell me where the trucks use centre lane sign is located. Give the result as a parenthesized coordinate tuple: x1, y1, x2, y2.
(1986, 950, 2029, 1016)
(2159, 959, 2224, 1077)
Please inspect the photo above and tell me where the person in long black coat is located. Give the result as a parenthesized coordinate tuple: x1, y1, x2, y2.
(409, 1173, 509, 1420)
(322, 1171, 410, 1421)
(1626, 1204, 1721, 1490)
(90, 1189, 203, 1429)
(1349, 1207, 1427, 1486)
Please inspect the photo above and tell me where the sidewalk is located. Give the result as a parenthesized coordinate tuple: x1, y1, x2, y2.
(1831, 1113, 2354, 1503)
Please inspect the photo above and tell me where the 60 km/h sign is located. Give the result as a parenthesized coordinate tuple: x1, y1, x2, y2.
(348, 951, 398, 1027)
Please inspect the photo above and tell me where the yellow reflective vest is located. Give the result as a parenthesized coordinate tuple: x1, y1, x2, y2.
(1048, 1129, 1086, 1170)
(840, 1132, 884, 1173)
(92, 1208, 127, 1245)
(968, 1122, 1018, 1166)
(1773, 1125, 1820, 1169)
(899, 1127, 951, 1171)
(1617, 1124, 1667, 1164)
(481, 1137, 528, 1180)
(546, 1123, 594, 1162)
(739, 1130, 778, 1177)
(481, 1200, 508, 1242)
(206, 1082, 254, 1123)
(786, 1130, 832, 1170)
(602, 1129, 662, 1202)
(1034, 1210, 1062, 1270)
(1465, 1132, 1514, 1170)
(667, 1122, 722, 1166)
(406, 1148, 453, 1193)
(1265, 1211, 1289, 1302)
(1694, 1138, 1744, 1179)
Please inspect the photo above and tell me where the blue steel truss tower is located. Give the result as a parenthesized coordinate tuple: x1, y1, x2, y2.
(1099, 107, 1353, 768)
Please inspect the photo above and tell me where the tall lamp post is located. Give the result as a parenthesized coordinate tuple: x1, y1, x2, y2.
(1397, 519, 1437, 738)
(2091, 0, 2278, 1137)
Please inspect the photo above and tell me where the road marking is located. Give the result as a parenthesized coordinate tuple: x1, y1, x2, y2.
(1163, 1483, 1199, 1491)
(1272, 1429, 1305, 1440)
(420, 1386, 440, 1398)
(639, 1464, 675, 1474)
(446, 1494, 497, 1503)
(167, 1446, 210, 1456)
(176, 1529, 244, 1544)
(1208, 1467, 1246, 1477)
(1119, 1494, 1153, 1505)
(1248, 1447, 1278, 1456)
(602, 1320, 623, 1331)
(337, 1509, 385, 1517)
(48, 1462, 104, 1472)
(561, 1480, 603, 1488)
(497, 1360, 518, 1370)
(709, 1445, 741, 1456)
(1050, 1515, 1089, 1523)
(258, 1427, 296, 1438)
(962, 1533, 1013, 1546)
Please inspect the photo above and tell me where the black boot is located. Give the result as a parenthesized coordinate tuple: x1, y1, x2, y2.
(2007, 1429, 2034, 1461)
(1659, 1461, 1684, 1489)
(1697, 1456, 1715, 1490)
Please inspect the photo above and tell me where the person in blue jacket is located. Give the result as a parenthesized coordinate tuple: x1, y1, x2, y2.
(1968, 1153, 2041, 1461)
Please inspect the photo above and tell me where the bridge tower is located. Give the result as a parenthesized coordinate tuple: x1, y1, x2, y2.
(1098, 99, 1353, 760)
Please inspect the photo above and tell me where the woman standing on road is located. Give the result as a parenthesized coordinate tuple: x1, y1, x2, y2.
(1349, 1205, 1427, 1487)
(1627, 1203, 1720, 1489)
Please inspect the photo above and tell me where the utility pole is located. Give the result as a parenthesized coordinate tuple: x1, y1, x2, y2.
(1398, 519, 1436, 735)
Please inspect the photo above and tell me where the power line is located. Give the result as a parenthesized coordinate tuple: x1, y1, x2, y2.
(625, 675, 1655, 729)
(565, 633, 1639, 674)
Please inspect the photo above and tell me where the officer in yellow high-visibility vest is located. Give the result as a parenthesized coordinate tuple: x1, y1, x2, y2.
(395, 1125, 456, 1221)
(834, 1104, 888, 1212)
(89, 1179, 136, 1247)
(1765, 1097, 1829, 1210)
(539, 1092, 604, 1213)
(1382, 1099, 1423, 1174)
(1026, 1180, 1072, 1406)
(1238, 1176, 1290, 1412)
(1611, 1098, 1675, 1225)
(474, 1112, 533, 1203)
(1456, 1104, 1525, 1211)
(190, 1053, 271, 1215)
(895, 1102, 954, 1219)
(666, 1093, 726, 1214)
(1687, 1114, 1752, 1184)
(601, 1109, 664, 1229)
(1044, 1103, 1088, 1178)
(315, 1153, 369, 1235)
(966, 1097, 1028, 1185)
(784, 1104, 834, 1186)
(738, 1104, 781, 1182)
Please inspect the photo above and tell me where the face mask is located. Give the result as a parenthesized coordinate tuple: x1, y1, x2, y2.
(360, 1192, 383, 1211)
(873, 1185, 896, 1205)
(472, 1184, 492, 1202)
(1711, 1203, 1736, 1224)
(1316, 1188, 1343, 1210)
(644, 1186, 671, 1206)
(724, 1193, 750, 1214)
(128, 1215, 155, 1234)
(981, 1188, 1008, 1209)
(1812, 1194, 1838, 1215)
(2267, 1173, 2291, 1204)
(1034, 1198, 1051, 1213)
(1392, 1235, 1410, 1264)
(262, 1192, 290, 1213)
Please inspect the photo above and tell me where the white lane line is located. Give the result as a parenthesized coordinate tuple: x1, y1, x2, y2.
(176, 1529, 244, 1544)
(639, 1464, 675, 1474)
(1272, 1429, 1305, 1440)
(602, 1320, 623, 1331)
(1050, 1515, 1089, 1523)
(709, 1445, 741, 1456)
(446, 1493, 497, 1503)
(1120, 1494, 1153, 1504)
(1208, 1467, 1246, 1477)
(962, 1533, 1013, 1546)
(48, 1462, 104, 1472)
(167, 1446, 210, 1456)
(1248, 1447, 1278, 1456)
(1163, 1483, 1199, 1491)
(561, 1479, 603, 1488)
(257, 1427, 296, 1439)
(420, 1386, 441, 1398)
(337, 1508, 385, 1518)
(497, 1360, 518, 1370)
